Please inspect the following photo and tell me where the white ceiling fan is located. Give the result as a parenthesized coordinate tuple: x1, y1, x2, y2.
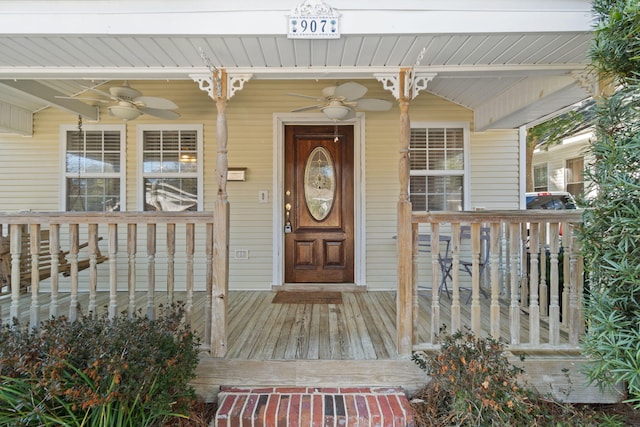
(289, 82, 392, 121)
(60, 81, 180, 121)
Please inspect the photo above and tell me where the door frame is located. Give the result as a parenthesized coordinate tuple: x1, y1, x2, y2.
(272, 112, 366, 288)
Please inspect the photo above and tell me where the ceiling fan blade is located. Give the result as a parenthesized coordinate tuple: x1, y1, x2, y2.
(83, 86, 118, 100)
(291, 104, 323, 112)
(134, 96, 178, 110)
(139, 107, 180, 119)
(54, 95, 110, 103)
(355, 98, 393, 111)
(288, 93, 325, 101)
(333, 82, 368, 101)
(343, 108, 357, 120)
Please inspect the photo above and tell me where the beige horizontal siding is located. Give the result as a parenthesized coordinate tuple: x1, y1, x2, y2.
(0, 79, 520, 291)
(470, 129, 521, 210)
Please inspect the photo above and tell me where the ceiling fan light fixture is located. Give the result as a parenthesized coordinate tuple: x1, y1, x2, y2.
(321, 105, 350, 120)
(108, 104, 143, 121)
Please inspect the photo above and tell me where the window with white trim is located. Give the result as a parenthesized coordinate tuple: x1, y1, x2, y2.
(565, 156, 584, 197)
(409, 124, 468, 211)
(533, 163, 549, 192)
(138, 125, 203, 211)
(62, 124, 125, 212)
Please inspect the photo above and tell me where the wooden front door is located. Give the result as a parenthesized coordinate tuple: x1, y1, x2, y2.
(284, 125, 354, 283)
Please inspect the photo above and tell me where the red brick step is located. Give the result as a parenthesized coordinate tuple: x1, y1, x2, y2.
(214, 386, 417, 426)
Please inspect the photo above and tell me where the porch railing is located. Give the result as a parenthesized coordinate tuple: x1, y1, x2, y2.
(0, 212, 216, 349)
(408, 210, 585, 353)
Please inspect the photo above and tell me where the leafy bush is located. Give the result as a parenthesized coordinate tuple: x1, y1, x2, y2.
(580, 0, 640, 408)
(412, 329, 540, 426)
(411, 329, 620, 426)
(0, 304, 200, 427)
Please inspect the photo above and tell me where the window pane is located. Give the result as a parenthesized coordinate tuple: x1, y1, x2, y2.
(144, 131, 162, 151)
(410, 126, 466, 211)
(426, 176, 463, 211)
(144, 178, 197, 212)
(566, 157, 584, 183)
(143, 130, 198, 174)
(534, 164, 548, 191)
(65, 128, 123, 211)
(66, 178, 120, 212)
(160, 151, 181, 173)
(85, 131, 103, 151)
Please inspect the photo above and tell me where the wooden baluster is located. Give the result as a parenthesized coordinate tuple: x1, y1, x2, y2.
(29, 224, 41, 327)
(529, 222, 540, 345)
(509, 223, 521, 345)
(147, 224, 156, 320)
(127, 224, 137, 318)
(548, 222, 561, 345)
(568, 229, 581, 344)
(166, 223, 176, 305)
(9, 224, 22, 321)
(561, 223, 570, 326)
(575, 226, 585, 337)
(68, 224, 79, 322)
(470, 223, 481, 335)
(108, 224, 118, 319)
(520, 223, 529, 307)
(490, 222, 501, 339)
(430, 222, 440, 344)
(539, 224, 548, 316)
(450, 223, 461, 333)
(204, 222, 214, 350)
(504, 223, 511, 299)
(411, 223, 419, 344)
(87, 224, 98, 316)
(185, 223, 195, 325)
(49, 224, 60, 318)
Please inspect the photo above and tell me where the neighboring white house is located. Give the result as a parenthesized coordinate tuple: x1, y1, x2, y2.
(532, 130, 594, 202)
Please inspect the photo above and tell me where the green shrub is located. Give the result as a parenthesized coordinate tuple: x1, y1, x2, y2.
(410, 329, 621, 426)
(580, 0, 640, 408)
(0, 304, 200, 427)
(412, 329, 540, 426)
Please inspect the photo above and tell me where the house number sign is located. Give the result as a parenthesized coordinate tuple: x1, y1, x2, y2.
(288, 16, 339, 39)
(288, 0, 340, 39)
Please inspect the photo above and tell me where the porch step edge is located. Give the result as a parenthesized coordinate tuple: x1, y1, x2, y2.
(213, 386, 417, 427)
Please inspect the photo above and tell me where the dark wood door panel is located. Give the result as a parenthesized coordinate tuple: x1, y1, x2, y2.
(284, 125, 354, 283)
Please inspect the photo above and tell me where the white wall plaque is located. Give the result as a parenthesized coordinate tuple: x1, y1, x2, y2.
(288, 0, 340, 39)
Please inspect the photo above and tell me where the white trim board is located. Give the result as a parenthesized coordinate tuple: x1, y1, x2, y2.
(272, 112, 366, 288)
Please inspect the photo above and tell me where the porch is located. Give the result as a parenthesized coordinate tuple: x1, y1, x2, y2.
(0, 289, 603, 402)
(0, 211, 623, 403)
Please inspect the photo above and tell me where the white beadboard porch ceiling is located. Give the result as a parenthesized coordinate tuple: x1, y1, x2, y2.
(0, 0, 595, 135)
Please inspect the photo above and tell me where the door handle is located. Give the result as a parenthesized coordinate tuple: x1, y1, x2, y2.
(284, 203, 292, 233)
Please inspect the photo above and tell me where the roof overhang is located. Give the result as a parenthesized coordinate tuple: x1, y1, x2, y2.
(0, 0, 595, 135)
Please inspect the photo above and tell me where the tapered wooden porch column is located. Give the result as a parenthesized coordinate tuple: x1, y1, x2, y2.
(378, 69, 435, 357)
(396, 69, 413, 356)
(212, 70, 230, 357)
(193, 69, 252, 356)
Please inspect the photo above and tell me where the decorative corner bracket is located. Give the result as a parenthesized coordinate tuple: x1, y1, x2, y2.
(375, 72, 436, 100)
(190, 73, 253, 100)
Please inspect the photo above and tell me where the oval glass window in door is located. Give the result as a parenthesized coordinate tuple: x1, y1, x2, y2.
(304, 147, 335, 221)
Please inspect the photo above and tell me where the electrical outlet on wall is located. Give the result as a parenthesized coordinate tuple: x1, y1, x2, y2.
(258, 190, 269, 203)
(234, 249, 249, 259)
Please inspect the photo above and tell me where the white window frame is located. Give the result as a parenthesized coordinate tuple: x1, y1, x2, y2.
(409, 121, 471, 211)
(533, 162, 549, 192)
(565, 155, 584, 196)
(136, 124, 204, 211)
(59, 124, 126, 211)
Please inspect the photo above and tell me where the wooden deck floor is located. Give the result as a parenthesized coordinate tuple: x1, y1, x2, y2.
(1, 289, 569, 360)
(2, 289, 620, 403)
